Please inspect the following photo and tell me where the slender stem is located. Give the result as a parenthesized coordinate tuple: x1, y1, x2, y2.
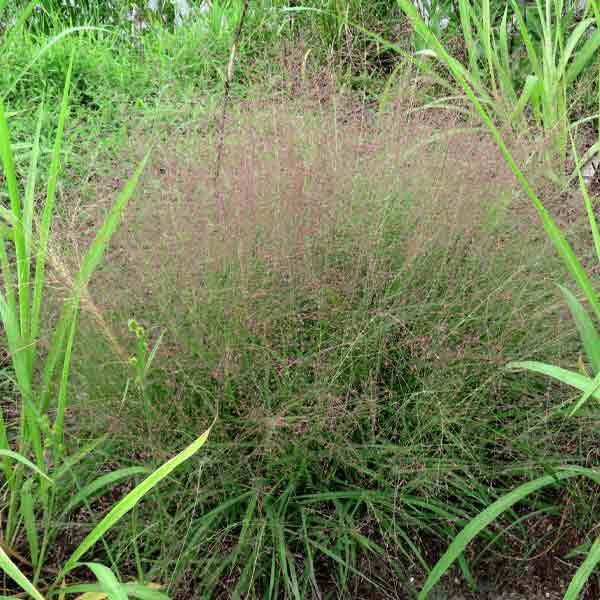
(213, 0, 250, 222)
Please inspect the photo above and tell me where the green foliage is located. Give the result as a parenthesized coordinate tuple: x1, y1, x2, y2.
(2, 0, 600, 597)
(396, 0, 600, 595)
(396, 0, 600, 179)
(0, 10, 210, 597)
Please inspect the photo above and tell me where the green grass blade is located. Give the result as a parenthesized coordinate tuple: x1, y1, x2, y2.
(397, 0, 600, 324)
(61, 467, 151, 517)
(559, 285, 600, 373)
(0, 546, 44, 600)
(570, 369, 600, 416)
(507, 360, 598, 395)
(564, 532, 600, 600)
(510, 75, 540, 124)
(571, 134, 600, 263)
(21, 479, 39, 567)
(495, 6, 516, 102)
(457, 0, 479, 83)
(300, 510, 319, 597)
(0, 89, 31, 363)
(121, 583, 171, 600)
(558, 18, 595, 77)
(226, 492, 258, 575)
(0, 98, 27, 311)
(24, 101, 45, 243)
(234, 520, 266, 600)
(593, 1, 600, 28)
(3, 27, 101, 101)
(84, 563, 128, 600)
(0, 235, 23, 369)
(30, 52, 74, 372)
(417, 469, 595, 599)
(60, 425, 212, 578)
(0, 235, 41, 464)
(143, 330, 165, 380)
(53, 435, 107, 480)
(59, 583, 171, 600)
(39, 152, 149, 414)
(0, 407, 10, 481)
(71, 151, 147, 290)
(481, 0, 496, 94)
(13, 0, 40, 32)
(0, 449, 52, 482)
(565, 28, 600, 86)
(457, 551, 477, 592)
(20, 101, 44, 359)
(509, 0, 542, 77)
(53, 307, 78, 458)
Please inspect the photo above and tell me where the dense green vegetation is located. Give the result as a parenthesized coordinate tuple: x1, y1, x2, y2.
(2, 1, 600, 598)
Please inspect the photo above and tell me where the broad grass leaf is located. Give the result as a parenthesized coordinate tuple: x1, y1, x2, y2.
(418, 468, 600, 599)
(565, 29, 600, 86)
(559, 286, 600, 373)
(507, 360, 600, 401)
(21, 479, 39, 566)
(0, 449, 52, 482)
(84, 563, 127, 600)
(564, 532, 600, 600)
(61, 425, 212, 576)
(0, 545, 44, 600)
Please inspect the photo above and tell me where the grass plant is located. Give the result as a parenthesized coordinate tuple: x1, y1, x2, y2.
(0, 9, 211, 598)
(3, 1, 600, 598)
(396, 0, 600, 595)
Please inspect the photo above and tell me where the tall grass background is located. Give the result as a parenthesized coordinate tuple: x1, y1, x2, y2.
(2, 0, 600, 598)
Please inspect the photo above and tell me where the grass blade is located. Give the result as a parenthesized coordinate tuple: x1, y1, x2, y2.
(0, 449, 52, 482)
(570, 369, 600, 416)
(13, 0, 40, 32)
(0, 545, 44, 600)
(53, 307, 78, 458)
(510, 75, 540, 124)
(563, 532, 600, 600)
(39, 152, 149, 414)
(565, 28, 600, 86)
(59, 425, 212, 578)
(571, 133, 600, 263)
(63, 583, 170, 600)
(507, 360, 599, 397)
(30, 52, 74, 372)
(558, 18, 595, 76)
(53, 435, 107, 480)
(418, 468, 599, 599)
(3, 27, 101, 101)
(0, 97, 26, 308)
(509, 0, 542, 77)
(121, 583, 171, 600)
(559, 285, 600, 373)
(21, 479, 39, 567)
(457, 0, 479, 83)
(61, 467, 151, 517)
(84, 563, 127, 600)
(20, 100, 45, 363)
(143, 330, 165, 380)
